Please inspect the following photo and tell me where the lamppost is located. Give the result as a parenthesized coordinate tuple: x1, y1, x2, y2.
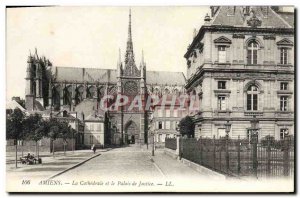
(224, 120, 231, 138)
(175, 123, 182, 159)
(152, 130, 155, 156)
(224, 120, 231, 173)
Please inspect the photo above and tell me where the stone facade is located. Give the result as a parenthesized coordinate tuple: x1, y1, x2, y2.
(185, 6, 294, 140)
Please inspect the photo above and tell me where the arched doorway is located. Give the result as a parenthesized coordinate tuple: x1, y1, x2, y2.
(124, 120, 139, 144)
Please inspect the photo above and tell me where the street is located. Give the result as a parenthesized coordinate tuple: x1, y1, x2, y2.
(7, 145, 295, 193)
(54, 145, 210, 181)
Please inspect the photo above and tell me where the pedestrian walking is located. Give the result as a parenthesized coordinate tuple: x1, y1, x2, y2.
(91, 144, 96, 154)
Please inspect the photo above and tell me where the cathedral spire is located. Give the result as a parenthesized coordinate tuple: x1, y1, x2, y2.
(124, 9, 139, 77)
(125, 9, 134, 64)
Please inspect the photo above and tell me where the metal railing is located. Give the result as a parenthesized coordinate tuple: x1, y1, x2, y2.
(165, 138, 177, 150)
(179, 135, 294, 178)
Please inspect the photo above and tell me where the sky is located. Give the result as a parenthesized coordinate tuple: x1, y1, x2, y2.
(6, 6, 210, 102)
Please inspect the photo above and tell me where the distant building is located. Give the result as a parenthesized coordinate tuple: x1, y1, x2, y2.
(185, 6, 294, 140)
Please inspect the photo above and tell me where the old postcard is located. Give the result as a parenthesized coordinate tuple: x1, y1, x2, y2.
(6, 5, 295, 193)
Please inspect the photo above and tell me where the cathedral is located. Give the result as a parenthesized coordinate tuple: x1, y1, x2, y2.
(24, 10, 186, 147)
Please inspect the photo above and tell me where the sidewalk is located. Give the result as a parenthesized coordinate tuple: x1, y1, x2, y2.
(6, 149, 104, 179)
(150, 150, 226, 180)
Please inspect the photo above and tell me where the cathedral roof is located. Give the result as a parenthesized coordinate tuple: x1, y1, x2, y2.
(146, 70, 186, 85)
(54, 67, 117, 84)
(53, 66, 185, 86)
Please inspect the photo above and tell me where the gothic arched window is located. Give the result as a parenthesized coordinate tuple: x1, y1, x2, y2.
(63, 86, 72, 106)
(246, 85, 258, 111)
(86, 86, 95, 99)
(247, 41, 259, 65)
(75, 86, 84, 105)
(52, 86, 61, 111)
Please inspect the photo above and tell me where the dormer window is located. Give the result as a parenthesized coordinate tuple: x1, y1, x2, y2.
(214, 36, 231, 64)
(277, 38, 293, 65)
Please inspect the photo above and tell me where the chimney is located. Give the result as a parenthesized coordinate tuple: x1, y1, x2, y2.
(204, 13, 211, 24)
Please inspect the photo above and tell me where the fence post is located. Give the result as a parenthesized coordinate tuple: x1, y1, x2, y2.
(251, 132, 258, 178)
(199, 136, 202, 164)
(175, 136, 180, 156)
(237, 135, 241, 176)
(266, 137, 271, 177)
(213, 135, 216, 169)
(283, 135, 290, 177)
(226, 135, 229, 174)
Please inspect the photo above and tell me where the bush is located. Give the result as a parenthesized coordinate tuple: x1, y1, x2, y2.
(178, 116, 195, 138)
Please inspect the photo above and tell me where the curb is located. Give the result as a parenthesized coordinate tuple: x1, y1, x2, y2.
(180, 158, 226, 179)
(48, 153, 101, 180)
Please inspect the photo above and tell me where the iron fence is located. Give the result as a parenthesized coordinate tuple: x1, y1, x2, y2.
(165, 138, 177, 150)
(179, 135, 294, 178)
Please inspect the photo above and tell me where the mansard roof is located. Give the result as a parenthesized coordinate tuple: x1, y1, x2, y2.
(211, 6, 292, 28)
(185, 6, 294, 58)
(277, 12, 294, 27)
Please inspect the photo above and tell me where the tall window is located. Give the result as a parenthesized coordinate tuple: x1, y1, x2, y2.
(217, 128, 226, 138)
(165, 121, 170, 129)
(247, 85, 258, 111)
(218, 81, 226, 89)
(280, 128, 288, 140)
(218, 46, 226, 63)
(165, 109, 170, 117)
(158, 109, 163, 117)
(173, 109, 178, 117)
(280, 48, 288, 65)
(280, 96, 288, 111)
(217, 96, 226, 110)
(280, 82, 288, 90)
(247, 41, 258, 65)
(158, 121, 163, 129)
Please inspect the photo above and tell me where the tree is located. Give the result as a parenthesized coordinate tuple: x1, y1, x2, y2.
(178, 116, 195, 138)
(46, 118, 60, 158)
(23, 113, 46, 159)
(6, 108, 26, 168)
(59, 121, 73, 155)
